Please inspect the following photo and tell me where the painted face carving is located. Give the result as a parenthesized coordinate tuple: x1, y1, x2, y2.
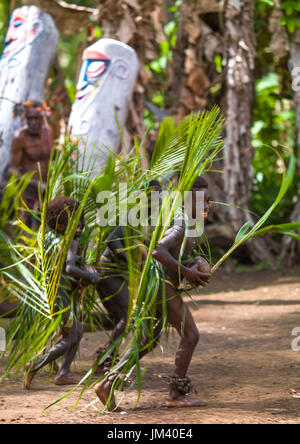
(68, 39, 139, 174)
(75, 49, 111, 104)
(2, 9, 41, 60)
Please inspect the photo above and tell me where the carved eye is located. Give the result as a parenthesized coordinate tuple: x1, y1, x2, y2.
(86, 61, 107, 79)
(13, 20, 23, 28)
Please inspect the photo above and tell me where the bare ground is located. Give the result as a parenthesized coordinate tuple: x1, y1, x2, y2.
(1, 267, 300, 424)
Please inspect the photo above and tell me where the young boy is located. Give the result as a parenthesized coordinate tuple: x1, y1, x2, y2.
(24, 197, 100, 388)
(92, 225, 129, 372)
(93, 180, 162, 372)
(94, 176, 211, 410)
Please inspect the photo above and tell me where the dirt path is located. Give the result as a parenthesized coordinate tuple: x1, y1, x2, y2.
(1, 267, 300, 424)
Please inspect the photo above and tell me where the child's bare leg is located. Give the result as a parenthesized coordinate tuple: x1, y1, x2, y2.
(94, 277, 129, 373)
(25, 337, 70, 389)
(98, 276, 129, 340)
(161, 290, 206, 407)
(95, 319, 162, 411)
(25, 322, 81, 389)
(54, 321, 83, 385)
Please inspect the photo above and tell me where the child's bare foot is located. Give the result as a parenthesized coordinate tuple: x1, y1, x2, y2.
(165, 395, 207, 408)
(24, 363, 37, 390)
(53, 375, 79, 385)
(94, 379, 124, 412)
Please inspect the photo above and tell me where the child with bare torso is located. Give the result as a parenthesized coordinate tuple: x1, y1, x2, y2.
(24, 197, 100, 389)
(95, 176, 212, 411)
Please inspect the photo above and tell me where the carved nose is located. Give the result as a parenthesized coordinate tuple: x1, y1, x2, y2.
(5, 37, 14, 45)
(77, 80, 88, 91)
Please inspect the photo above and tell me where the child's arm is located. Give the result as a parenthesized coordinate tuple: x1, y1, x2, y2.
(106, 226, 127, 262)
(65, 240, 100, 284)
(152, 225, 210, 287)
(8, 133, 23, 177)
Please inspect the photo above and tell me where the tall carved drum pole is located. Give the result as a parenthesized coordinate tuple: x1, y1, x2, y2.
(0, 6, 58, 180)
(68, 38, 139, 174)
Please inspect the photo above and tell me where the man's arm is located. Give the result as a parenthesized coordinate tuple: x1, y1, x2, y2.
(8, 134, 23, 176)
(65, 239, 100, 284)
(152, 225, 210, 286)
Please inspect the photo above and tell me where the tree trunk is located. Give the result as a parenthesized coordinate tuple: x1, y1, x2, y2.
(289, 29, 300, 171)
(280, 28, 300, 266)
(0, 5, 58, 180)
(223, 0, 255, 230)
(222, 0, 276, 266)
(166, 0, 224, 119)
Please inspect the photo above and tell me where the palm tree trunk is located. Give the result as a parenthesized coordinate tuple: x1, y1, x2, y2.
(281, 29, 300, 266)
(220, 0, 276, 266)
(223, 0, 255, 230)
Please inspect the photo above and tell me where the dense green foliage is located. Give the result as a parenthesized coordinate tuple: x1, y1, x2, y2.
(251, 1, 300, 224)
(58, 30, 88, 103)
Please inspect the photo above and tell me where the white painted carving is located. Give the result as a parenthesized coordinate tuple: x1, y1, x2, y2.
(68, 38, 139, 174)
(0, 6, 58, 180)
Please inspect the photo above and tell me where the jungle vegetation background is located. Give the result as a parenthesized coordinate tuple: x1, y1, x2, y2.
(1, 0, 300, 269)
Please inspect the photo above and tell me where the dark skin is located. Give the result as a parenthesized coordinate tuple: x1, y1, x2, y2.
(94, 186, 162, 361)
(95, 186, 212, 411)
(0, 300, 19, 319)
(8, 108, 53, 226)
(93, 226, 130, 372)
(25, 215, 100, 389)
(9, 108, 52, 184)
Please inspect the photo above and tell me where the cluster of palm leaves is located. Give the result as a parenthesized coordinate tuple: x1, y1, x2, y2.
(0, 105, 299, 411)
